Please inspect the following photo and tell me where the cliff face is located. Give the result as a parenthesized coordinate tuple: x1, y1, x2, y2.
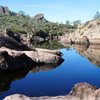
(59, 19, 100, 46)
(72, 19, 100, 44)
(0, 6, 9, 15)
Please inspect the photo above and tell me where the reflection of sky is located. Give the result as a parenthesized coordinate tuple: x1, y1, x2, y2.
(1, 48, 100, 99)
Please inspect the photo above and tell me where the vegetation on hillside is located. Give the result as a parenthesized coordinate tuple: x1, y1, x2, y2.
(0, 10, 75, 38)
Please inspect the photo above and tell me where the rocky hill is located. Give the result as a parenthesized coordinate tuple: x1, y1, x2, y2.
(72, 19, 100, 44)
(59, 19, 100, 46)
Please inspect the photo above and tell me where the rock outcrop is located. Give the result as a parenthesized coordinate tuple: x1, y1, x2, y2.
(0, 6, 9, 15)
(33, 13, 47, 22)
(59, 19, 100, 46)
(0, 47, 63, 71)
(0, 35, 31, 50)
(72, 19, 100, 44)
(4, 82, 100, 100)
(0, 30, 63, 71)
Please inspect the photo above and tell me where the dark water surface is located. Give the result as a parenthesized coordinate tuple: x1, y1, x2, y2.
(1, 46, 100, 99)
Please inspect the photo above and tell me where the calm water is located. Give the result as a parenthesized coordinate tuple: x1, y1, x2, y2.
(1, 46, 100, 99)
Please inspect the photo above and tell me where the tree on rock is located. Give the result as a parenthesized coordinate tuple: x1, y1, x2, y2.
(94, 11, 100, 19)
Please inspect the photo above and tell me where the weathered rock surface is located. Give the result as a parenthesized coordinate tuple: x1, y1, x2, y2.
(0, 47, 63, 71)
(0, 6, 9, 15)
(0, 35, 31, 50)
(35, 48, 63, 56)
(72, 19, 100, 44)
(0, 31, 63, 71)
(4, 82, 100, 100)
(4, 29, 32, 48)
(33, 13, 47, 22)
(59, 19, 100, 46)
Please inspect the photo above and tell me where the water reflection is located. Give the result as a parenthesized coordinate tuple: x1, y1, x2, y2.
(0, 67, 31, 92)
(73, 44, 100, 67)
(0, 61, 64, 93)
(33, 40, 64, 49)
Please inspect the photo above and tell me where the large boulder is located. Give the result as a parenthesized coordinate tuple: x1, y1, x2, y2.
(4, 28, 32, 48)
(33, 13, 44, 20)
(75, 36, 90, 45)
(0, 35, 31, 50)
(0, 47, 63, 71)
(0, 49, 34, 71)
(33, 13, 47, 22)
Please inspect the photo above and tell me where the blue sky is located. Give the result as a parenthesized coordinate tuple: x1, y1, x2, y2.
(0, 0, 100, 23)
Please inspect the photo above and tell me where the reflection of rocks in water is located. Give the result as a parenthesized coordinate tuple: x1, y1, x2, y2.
(33, 40, 64, 50)
(73, 44, 89, 52)
(74, 44, 100, 67)
(31, 59, 64, 73)
(0, 67, 32, 92)
(0, 59, 64, 93)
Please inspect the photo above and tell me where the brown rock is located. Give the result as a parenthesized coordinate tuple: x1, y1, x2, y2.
(0, 47, 63, 71)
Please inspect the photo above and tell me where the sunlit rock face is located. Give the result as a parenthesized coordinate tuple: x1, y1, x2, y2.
(0, 6, 9, 15)
(72, 19, 100, 44)
(59, 19, 100, 46)
(0, 47, 64, 72)
(4, 83, 100, 100)
(74, 44, 100, 67)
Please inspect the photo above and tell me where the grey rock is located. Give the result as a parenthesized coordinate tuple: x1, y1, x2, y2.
(33, 13, 47, 22)
(33, 13, 44, 20)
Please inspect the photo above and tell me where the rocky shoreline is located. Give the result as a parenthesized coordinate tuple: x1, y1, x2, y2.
(4, 82, 100, 100)
(0, 31, 63, 72)
(0, 47, 63, 72)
